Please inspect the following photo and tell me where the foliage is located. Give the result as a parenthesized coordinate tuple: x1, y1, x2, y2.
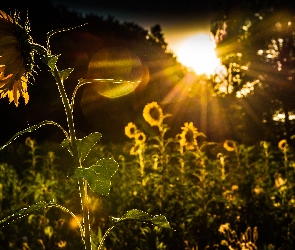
(210, 1, 295, 142)
(1, 102, 295, 249)
(0, 8, 170, 250)
(107, 102, 295, 249)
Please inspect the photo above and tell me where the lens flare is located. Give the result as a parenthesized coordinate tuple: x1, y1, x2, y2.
(86, 47, 148, 98)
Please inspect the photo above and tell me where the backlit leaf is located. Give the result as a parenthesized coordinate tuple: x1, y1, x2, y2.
(71, 158, 118, 195)
(59, 68, 74, 81)
(61, 132, 102, 161)
(78, 132, 102, 161)
(0, 201, 55, 228)
(111, 209, 171, 229)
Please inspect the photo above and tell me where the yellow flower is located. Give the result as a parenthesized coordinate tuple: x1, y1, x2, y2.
(223, 140, 236, 152)
(129, 132, 146, 155)
(180, 122, 199, 150)
(0, 10, 35, 106)
(57, 240, 67, 248)
(219, 223, 230, 234)
(125, 122, 138, 138)
(143, 101, 163, 126)
(130, 143, 140, 155)
(278, 139, 288, 151)
(135, 131, 146, 144)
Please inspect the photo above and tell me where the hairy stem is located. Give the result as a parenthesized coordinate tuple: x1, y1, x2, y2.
(53, 67, 92, 250)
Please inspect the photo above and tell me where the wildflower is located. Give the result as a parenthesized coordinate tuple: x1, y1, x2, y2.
(253, 186, 263, 195)
(278, 139, 288, 151)
(130, 143, 140, 155)
(219, 223, 230, 234)
(125, 122, 138, 138)
(143, 101, 164, 127)
(135, 131, 146, 144)
(223, 140, 236, 152)
(0, 10, 35, 106)
(220, 240, 228, 246)
(275, 174, 286, 188)
(180, 122, 199, 150)
(57, 240, 67, 248)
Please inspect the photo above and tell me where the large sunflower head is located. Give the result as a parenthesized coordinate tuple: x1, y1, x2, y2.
(180, 122, 199, 150)
(143, 101, 164, 127)
(0, 10, 35, 106)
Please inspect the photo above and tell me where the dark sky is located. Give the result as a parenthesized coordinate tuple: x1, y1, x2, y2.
(52, 0, 213, 54)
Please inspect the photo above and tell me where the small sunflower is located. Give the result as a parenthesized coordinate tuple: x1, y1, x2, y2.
(135, 131, 146, 144)
(57, 240, 67, 248)
(125, 122, 138, 138)
(130, 143, 140, 155)
(143, 101, 164, 127)
(0, 10, 35, 106)
(180, 122, 199, 150)
(223, 140, 236, 152)
(278, 139, 288, 151)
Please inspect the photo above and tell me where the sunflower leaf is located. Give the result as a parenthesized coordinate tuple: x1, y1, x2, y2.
(110, 209, 171, 229)
(59, 68, 74, 81)
(60, 139, 72, 156)
(70, 158, 118, 195)
(61, 132, 102, 161)
(77, 132, 102, 161)
(42, 55, 59, 71)
(0, 201, 56, 228)
(0, 120, 67, 151)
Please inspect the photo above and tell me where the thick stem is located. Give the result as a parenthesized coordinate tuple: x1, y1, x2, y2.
(52, 67, 92, 250)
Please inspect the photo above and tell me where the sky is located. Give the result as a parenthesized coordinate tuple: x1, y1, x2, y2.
(52, 0, 214, 56)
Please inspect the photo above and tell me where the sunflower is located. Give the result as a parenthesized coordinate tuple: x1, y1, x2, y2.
(125, 122, 138, 138)
(223, 140, 236, 152)
(130, 143, 140, 155)
(278, 139, 288, 151)
(135, 131, 146, 144)
(143, 102, 164, 127)
(0, 10, 35, 106)
(180, 122, 199, 150)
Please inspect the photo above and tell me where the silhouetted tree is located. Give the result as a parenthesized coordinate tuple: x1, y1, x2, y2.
(210, 0, 295, 143)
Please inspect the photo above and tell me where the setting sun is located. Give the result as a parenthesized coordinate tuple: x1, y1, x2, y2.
(176, 33, 221, 76)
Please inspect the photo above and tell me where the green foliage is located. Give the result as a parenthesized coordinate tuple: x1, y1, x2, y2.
(0, 8, 172, 250)
(71, 158, 119, 195)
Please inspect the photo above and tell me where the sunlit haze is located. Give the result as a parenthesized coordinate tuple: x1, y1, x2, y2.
(176, 33, 221, 76)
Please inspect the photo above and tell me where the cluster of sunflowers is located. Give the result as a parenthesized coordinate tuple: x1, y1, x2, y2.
(125, 101, 206, 156)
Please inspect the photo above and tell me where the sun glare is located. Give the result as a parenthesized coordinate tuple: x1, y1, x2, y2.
(177, 33, 221, 76)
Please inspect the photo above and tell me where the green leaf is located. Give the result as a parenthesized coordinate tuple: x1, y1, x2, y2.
(78, 132, 102, 161)
(0, 120, 68, 151)
(42, 55, 59, 71)
(71, 158, 119, 195)
(111, 209, 171, 229)
(59, 68, 74, 81)
(60, 139, 72, 155)
(0, 201, 55, 228)
(61, 132, 102, 161)
(151, 215, 171, 229)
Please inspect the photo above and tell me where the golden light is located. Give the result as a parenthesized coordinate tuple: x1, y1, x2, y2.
(176, 33, 221, 76)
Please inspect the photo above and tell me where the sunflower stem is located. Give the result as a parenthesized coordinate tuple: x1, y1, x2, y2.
(52, 66, 92, 250)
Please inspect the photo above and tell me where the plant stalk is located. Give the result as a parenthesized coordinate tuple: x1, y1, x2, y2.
(53, 67, 92, 250)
